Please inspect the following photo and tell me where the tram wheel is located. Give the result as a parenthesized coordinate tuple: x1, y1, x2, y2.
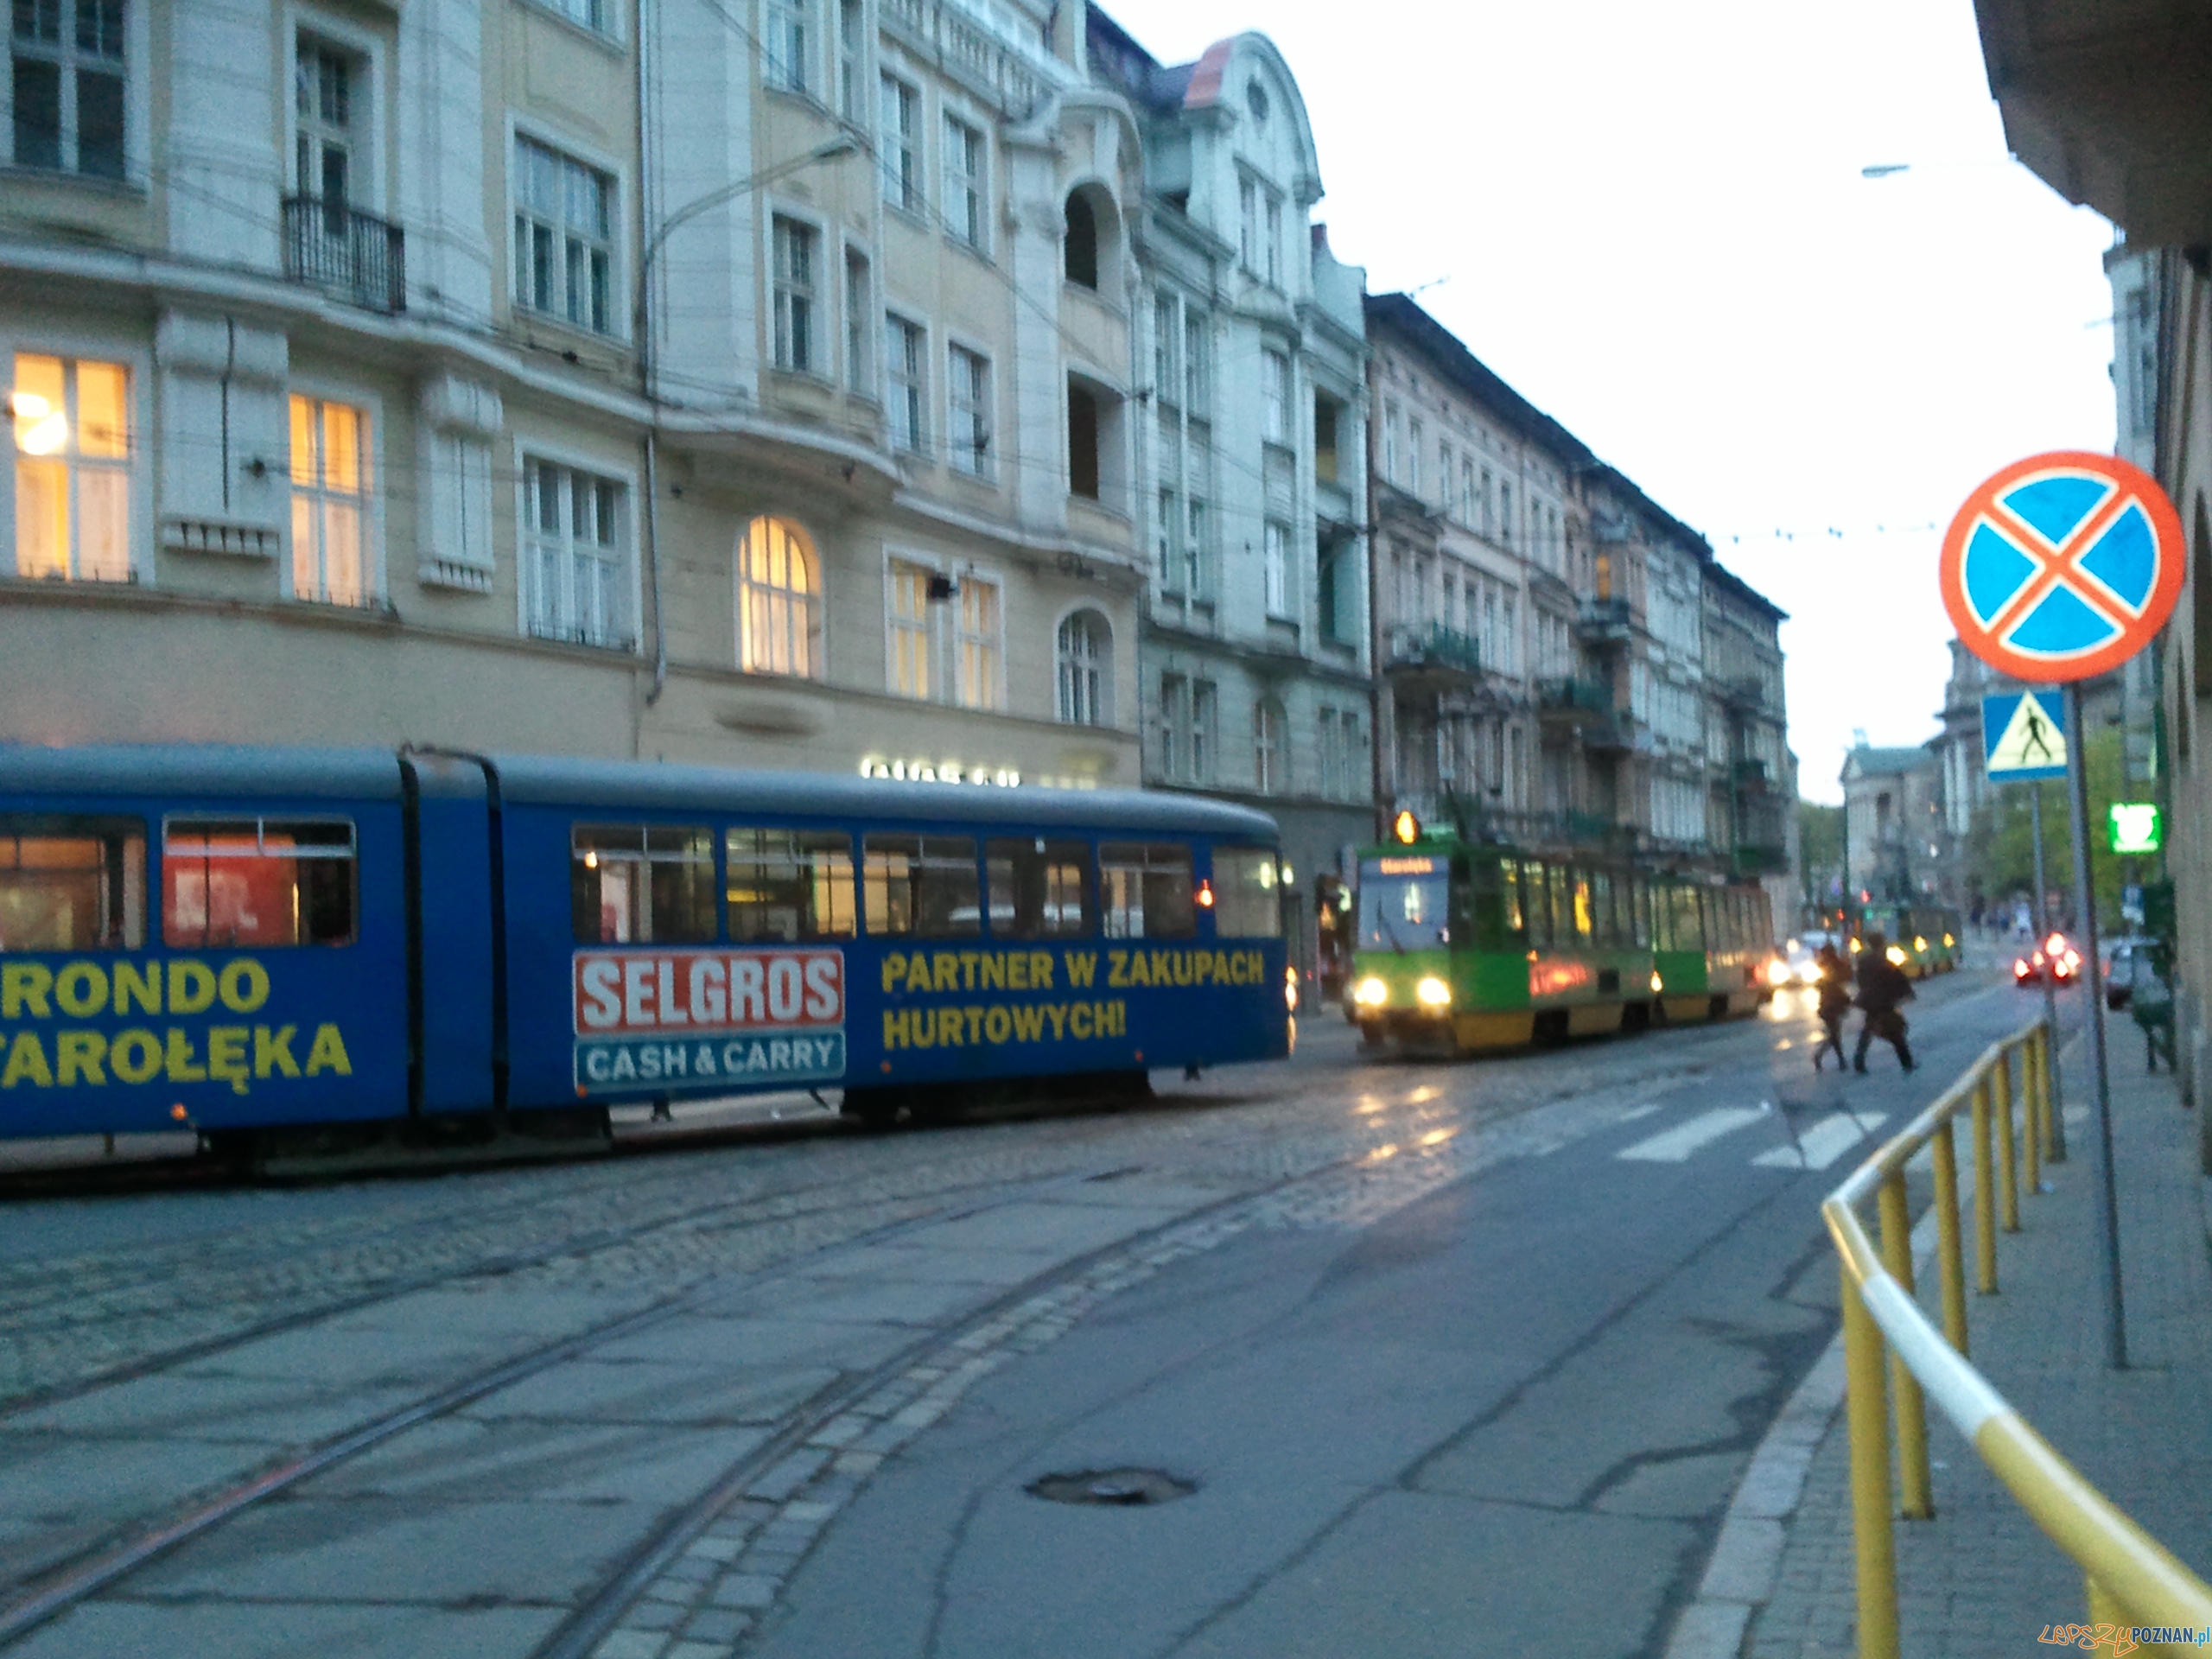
(840, 1089, 903, 1132)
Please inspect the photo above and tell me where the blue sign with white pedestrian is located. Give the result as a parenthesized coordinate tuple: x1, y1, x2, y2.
(1981, 690, 2067, 782)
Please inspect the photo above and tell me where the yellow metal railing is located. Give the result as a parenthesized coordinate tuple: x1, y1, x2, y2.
(1821, 1017, 2212, 1656)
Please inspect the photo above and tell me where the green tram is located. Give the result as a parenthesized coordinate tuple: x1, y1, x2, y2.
(1850, 903, 1963, 979)
(1348, 828, 1775, 1055)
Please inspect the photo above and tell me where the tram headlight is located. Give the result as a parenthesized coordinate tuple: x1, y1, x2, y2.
(1354, 976, 1389, 1008)
(1649, 970, 1664, 994)
(1885, 945, 1907, 966)
(1415, 976, 1452, 1009)
(1913, 936, 1928, 953)
(1285, 965, 1300, 1012)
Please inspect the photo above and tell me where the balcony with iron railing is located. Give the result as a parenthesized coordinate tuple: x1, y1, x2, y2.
(880, 0, 1061, 116)
(282, 196, 406, 315)
(1382, 620, 1482, 686)
(1573, 596, 1633, 646)
(1536, 676, 1610, 728)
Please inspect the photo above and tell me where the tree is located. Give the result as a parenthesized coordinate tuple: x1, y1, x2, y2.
(1964, 727, 2134, 928)
(1797, 800, 1844, 912)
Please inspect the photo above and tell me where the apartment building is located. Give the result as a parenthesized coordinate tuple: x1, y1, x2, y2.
(1084, 12, 1374, 957)
(2, 0, 1147, 791)
(1362, 292, 1792, 909)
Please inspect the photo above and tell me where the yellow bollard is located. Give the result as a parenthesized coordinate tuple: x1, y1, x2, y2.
(2021, 1039, 2042, 1198)
(1878, 1173, 1933, 1520)
(1995, 1050, 2019, 1234)
(1973, 1076, 1999, 1294)
(2037, 1024, 2067, 1165)
(1843, 1262, 1900, 1659)
(2087, 1573, 2130, 1630)
(1931, 1117, 1969, 1356)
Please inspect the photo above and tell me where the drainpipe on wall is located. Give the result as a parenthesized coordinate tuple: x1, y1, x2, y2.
(636, 0, 669, 723)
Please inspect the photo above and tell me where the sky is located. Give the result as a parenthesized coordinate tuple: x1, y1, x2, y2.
(1096, 0, 2120, 804)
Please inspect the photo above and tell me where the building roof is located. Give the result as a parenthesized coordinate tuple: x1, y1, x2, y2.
(1085, 6, 1194, 113)
(1842, 746, 1938, 782)
(1366, 291, 1789, 622)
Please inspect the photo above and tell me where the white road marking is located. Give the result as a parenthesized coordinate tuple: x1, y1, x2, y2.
(1617, 1103, 1665, 1124)
(1752, 1113, 1889, 1171)
(1618, 1107, 1766, 1163)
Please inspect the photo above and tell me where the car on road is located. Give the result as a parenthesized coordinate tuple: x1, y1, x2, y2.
(2013, 931, 2082, 988)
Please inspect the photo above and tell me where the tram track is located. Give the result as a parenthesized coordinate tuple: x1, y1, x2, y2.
(0, 1010, 1883, 1652)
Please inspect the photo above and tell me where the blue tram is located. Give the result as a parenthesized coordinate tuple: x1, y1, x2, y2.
(0, 747, 1291, 1146)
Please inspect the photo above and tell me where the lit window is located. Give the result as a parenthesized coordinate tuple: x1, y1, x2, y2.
(887, 556, 935, 699)
(727, 827, 854, 941)
(289, 393, 372, 606)
(947, 343, 990, 476)
(163, 817, 355, 947)
(955, 571, 1001, 709)
(523, 456, 629, 648)
(1056, 608, 1109, 726)
(10, 0, 125, 177)
(11, 351, 129, 582)
(513, 135, 613, 335)
(943, 114, 985, 248)
(863, 833, 979, 937)
(0, 816, 143, 949)
(569, 824, 715, 944)
(772, 215, 817, 373)
(736, 514, 821, 677)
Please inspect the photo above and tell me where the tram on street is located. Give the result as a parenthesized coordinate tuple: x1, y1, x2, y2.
(1853, 902, 1963, 978)
(1347, 815, 1774, 1057)
(0, 746, 1293, 1151)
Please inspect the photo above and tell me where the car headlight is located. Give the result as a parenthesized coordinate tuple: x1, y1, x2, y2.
(1353, 976, 1389, 1008)
(1415, 976, 1452, 1009)
(1796, 962, 1821, 985)
(1765, 959, 1792, 988)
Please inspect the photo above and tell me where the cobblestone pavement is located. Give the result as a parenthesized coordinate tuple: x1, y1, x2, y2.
(0, 973, 2014, 1659)
(1743, 1041, 2212, 1657)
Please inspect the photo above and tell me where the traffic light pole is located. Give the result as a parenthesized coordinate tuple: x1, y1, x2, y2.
(2063, 679, 2126, 1369)
(2027, 786, 2067, 1160)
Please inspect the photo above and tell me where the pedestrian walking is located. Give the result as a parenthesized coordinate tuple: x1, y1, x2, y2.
(1811, 941, 1852, 1071)
(1852, 932, 1916, 1073)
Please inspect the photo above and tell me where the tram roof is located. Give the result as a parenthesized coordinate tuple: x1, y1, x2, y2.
(0, 745, 1281, 838)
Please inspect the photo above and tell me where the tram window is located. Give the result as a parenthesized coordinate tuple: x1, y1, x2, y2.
(1100, 842, 1196, 939)
(1548, 866, 1573, 948)
(1571, 872, 1594, 942)
(987, 838, 1094, 938)
(571, 825, 716, 945)
(1498, 859, 1523, 936)
(1208, 848, 1281, 938)
(164, 818, 354, 948)
(1592, 871, 1615, 949)
(864, 835, 982, 937)
(1520, 861, 1549, 948)
(1357, 856, 1447, 951)
(725, 828, 855, 942)
(1669, 887, 1701, 952)
(0, 817, 145, 951)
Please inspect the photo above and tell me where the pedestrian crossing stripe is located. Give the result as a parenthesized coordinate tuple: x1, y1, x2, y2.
(1982, 690, 2068, 782)
(1615, 1106, 1889, 1170)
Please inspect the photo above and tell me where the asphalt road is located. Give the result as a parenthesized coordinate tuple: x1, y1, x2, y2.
(0, 968, 2059, 1659)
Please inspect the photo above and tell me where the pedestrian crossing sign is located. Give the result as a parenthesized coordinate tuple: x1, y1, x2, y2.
(1982, 690, 2067, 781)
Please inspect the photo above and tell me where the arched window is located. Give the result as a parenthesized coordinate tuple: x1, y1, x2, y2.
(1056, 609, 1110, 725)
(1064, 188, 1098, 289)
(1254, 697, 1286, 794)
(737, 515, 823, 678)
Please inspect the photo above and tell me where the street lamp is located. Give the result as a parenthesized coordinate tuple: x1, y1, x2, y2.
(634, 132, 861, 706)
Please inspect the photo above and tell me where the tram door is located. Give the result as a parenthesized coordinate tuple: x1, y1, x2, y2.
(1282, 887, 1312, 1010)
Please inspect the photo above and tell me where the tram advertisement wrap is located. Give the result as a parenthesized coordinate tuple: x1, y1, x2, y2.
(571, 949, 848, 1093)
(875, 944, 1268, 1058)
(0, 956, 353, 1098)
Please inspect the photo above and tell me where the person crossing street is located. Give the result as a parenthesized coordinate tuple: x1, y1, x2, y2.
(1812, 941, 1852, 1071)
(1852, 932, 1916, 1073)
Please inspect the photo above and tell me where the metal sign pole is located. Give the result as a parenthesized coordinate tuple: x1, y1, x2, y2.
(2062, 680, 2127, 1370)
(2028, 785, 2068, 1161)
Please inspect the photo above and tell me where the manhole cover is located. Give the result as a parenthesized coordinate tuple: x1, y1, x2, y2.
(1027, 1467, 1195, 1507)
